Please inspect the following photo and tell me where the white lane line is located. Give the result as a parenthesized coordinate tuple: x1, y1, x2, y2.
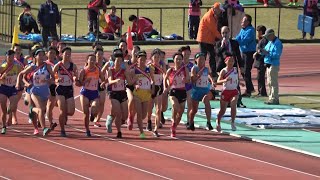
(15, 110, 172, 180)
(294, 96, 320, 103)
(0, 146, 92, 180)
(0, 176, 12, 180)
(302, 129, 320, 134)
(68, 126, 252, 180)
(156, 114, 320, 178)
(70, 97, 252, 180)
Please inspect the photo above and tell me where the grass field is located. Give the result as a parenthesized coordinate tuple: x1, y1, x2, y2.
(2, 0, 320, 40)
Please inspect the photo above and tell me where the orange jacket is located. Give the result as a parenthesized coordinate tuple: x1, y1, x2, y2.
(197, 8, 221, 44)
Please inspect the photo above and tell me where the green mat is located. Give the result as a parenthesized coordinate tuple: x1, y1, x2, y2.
(197, 97, 292, 109)
(163, 97, 320, 157)
(240, 0, 262, 5)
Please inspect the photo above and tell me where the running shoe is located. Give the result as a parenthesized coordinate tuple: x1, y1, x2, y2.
(24, 99, 29, 106)
(106, 115, 113, 133)
(90, 113, 95, 122)
(171, 122, 176, 138)
(206, 121, 214, 131)
(216, 124, 221, 132)
(231, 123, 237, 131)
(43, 128, 51, 136)
(288, 2, 293, 6)
(160, 112, 166, 124)
(116, 131, 122, 138)
(60, 130, 67, 137)
(140, 132, 146, 139)
(33, 129, 39, 135)
(86, 130, 91, 137)
(146, 120, 152, 131)
(188, 123, 195, 131)
(127, 116, 133, 130)
(153, 131, 160, 137)
(186, 121, 190, 130)
(50, 122, 57, 131)
(1, 127, 6, 134)
(28, 118, 32, 124)
(94, 122, 102, 127)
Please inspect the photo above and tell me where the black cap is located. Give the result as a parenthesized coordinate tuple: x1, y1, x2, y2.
(137, 50, 147, 57)
(5, 50, 15, 56)
(61, 47, 72, 54)
(33, 49, 45, 57)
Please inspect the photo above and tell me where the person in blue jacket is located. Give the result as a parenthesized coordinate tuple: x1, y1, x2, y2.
(235, 14, 256, 97)
(260, 28, 283, 105)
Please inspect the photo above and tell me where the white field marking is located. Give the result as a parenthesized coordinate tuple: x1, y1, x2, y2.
(294, 96, 320, 103)
(0, 147, 92, 180)
(9, 126, 172, 180)
(78, 95, 318, 179)
(71, 96, 252, 179)
(156, 114, 320, 178)
(68, 125, 252, 180)
(302, 129, 320, 134)
(0, 176, 11, 180)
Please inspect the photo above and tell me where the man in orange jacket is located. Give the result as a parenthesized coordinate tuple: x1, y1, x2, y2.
(197, 2, 224, 79)
(103, 6, 124, 36)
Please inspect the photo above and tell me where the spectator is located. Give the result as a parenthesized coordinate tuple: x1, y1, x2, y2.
(87, 0, 109, 35)
(302, 0, 319, 39)
(261, 29, 283, 105)
(253, 25, 268, 97)
(216, 26, 246, 108)
(188, 0, 202, 40)
(37, 0, 60, 48)
(18, 4, 40, 34)
(103, 6, 124, 37)
(50, 37, 59, 47)
(235, 14, 256, 97)
(129, 15, 158, 41)
(197, 2, 224, 79)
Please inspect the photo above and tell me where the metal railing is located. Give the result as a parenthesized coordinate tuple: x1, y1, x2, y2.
(0, 0, 15, 42)
(59, 6, 306, 43)
(0, 4, 314, 44)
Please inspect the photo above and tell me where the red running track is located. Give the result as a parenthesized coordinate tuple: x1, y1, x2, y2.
(0, 45, 320, 179)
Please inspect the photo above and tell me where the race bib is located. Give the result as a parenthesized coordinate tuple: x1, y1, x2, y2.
(154, 74, 163, 86)
(196, 75, 209, 88)
(58, 75, 73, 86)
(112, 80, 125, 91)
(137, 77, 151, 90)
(171, 73, 184, 89)
(4, 75, 17, 86)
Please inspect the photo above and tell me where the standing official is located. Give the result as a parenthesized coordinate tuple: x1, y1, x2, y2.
(37, 0, 60, 48)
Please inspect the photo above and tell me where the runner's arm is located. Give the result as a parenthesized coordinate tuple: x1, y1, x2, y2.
(107, 69, 120, 85)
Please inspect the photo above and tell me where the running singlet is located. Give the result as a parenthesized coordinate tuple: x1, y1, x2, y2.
(0, 61, 20, 86)
(83, 67, 99, 91)
(46, 59, 59, 79)
(222, 67, 238, 90)
(169, 66, 186, 90)
(14, 56, 25, 67)
(194, 66, 210, 89)
(150, 63, 164, 86)
(32, 64, 50, 87)
(135, 66, 151, 90)
(111, 68, 126, 91)
(185, 61, 194, 72)
(57, 62, 74, 86)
